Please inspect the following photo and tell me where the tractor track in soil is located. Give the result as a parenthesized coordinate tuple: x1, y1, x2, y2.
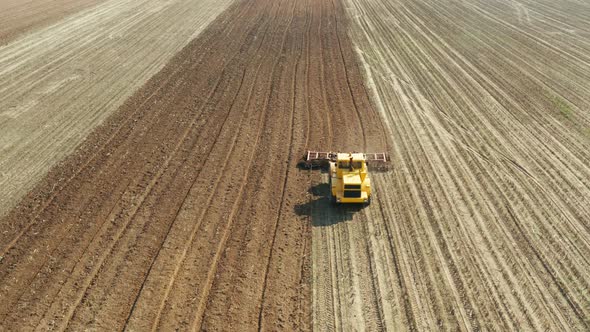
(0, 0, 382, 329)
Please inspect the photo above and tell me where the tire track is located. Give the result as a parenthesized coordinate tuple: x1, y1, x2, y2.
(139, 9, 282, 329)
(123, 16, 272, 330)
(309, 0, 392, 329)
(45, 55, 233, 331)
(256, 5, 305, 328)
(193, 1, 306, 328)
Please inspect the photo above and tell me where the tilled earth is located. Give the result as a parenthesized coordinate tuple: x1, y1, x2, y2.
(1, 0, 590, 330)
(0, 0, 385, 329)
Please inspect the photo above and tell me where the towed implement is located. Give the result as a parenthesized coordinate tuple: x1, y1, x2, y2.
(301, 151, 389, 204)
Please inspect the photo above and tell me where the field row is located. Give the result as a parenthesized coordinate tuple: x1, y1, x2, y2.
(310, 0, 590, 329)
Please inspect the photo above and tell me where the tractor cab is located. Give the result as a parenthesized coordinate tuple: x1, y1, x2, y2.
(301, 150, 389, 205)
(330, 153, 371, 204)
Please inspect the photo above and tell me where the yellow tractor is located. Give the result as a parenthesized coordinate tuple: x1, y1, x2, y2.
(301, 151, 389, 204)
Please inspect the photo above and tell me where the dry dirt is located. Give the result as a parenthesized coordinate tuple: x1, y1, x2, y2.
(1, 0, 589, 330)
(0, 0, 234, 218)
(0, 0, 383, 329)
(0, 0, 106, 43)
(310, 0, 590, 330)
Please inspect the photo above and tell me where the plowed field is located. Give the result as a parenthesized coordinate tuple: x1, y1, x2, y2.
(1, 0, 589, 330)
(0, 0, 384, 329)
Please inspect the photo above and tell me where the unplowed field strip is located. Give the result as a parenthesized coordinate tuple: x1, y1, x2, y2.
(0, 0, 386, 328)
(310, 0, 590, 330)
(0, 0, 234, 218)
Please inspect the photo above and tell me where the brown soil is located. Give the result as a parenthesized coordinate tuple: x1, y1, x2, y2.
(0, 0, 234, 219)
(3, 0, 588, 329)
(0, 0, 385, 329)
(0, 0, 106, 43)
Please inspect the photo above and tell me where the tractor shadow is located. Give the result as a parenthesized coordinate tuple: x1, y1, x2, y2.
(294, 182, 366, 227)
